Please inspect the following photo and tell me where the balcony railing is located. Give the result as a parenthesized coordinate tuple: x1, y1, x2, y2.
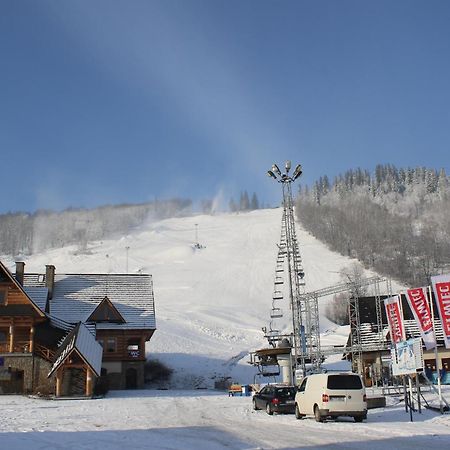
(34, 343, 55, 362)
(0, 341, 54, 362)
(0, 341, 31, 354)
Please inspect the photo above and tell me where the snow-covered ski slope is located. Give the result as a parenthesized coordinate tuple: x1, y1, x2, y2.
(5, 208, 401, 387)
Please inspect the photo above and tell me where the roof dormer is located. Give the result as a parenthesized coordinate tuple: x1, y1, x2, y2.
(87, 296, 126, 323)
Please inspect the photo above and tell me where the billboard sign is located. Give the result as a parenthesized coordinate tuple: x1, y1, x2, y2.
(392, 338, 423, 376)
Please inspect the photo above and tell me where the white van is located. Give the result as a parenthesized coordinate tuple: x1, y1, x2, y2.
(295, 372, 367, 422)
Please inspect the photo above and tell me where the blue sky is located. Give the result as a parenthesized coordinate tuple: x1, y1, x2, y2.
(1, 0, 450, 213)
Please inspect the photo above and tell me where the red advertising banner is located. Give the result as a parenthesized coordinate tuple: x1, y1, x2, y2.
(405, 287, 436, 350)
(384, 296, 405, 344)
(431, 274, 450, 349)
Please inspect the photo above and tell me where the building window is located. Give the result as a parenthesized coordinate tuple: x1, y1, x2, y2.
(106, 338, 116, 353)
(0, 331, 7, 342)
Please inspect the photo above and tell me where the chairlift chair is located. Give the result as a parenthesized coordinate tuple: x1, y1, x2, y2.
(273, 291, 283, 300)
(259, 363, 281, 377)
(274, 276, 284, 285)
(270, 307, 283, 318)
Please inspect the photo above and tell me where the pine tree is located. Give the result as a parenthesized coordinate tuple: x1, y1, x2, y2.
(250, 193, 259, 210)
(437, 168, 448, 199)
(240, 191, 250, 210)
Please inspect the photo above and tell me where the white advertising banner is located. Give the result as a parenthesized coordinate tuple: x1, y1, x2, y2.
(405, 287, 436, 350)
(384, 295, 405, 344)
(431, 274, 450, 349)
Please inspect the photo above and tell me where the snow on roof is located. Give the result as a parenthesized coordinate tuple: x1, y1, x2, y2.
(24, 273, 155, 330)
(358, 319, 445, 351)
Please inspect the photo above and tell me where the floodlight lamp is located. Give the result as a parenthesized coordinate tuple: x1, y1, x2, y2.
(293, 164, 303, 180)
(267, 170, 277, 180)
(285, 160, 291, 173)
(272, 164, 282, 177)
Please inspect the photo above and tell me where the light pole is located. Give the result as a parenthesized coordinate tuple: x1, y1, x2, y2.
(267, 161, 321, 377)
(125, 246, 130, 274)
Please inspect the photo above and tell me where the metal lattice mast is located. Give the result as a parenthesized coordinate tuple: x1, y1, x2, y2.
(267, 162, 320, 375)
(349, 292, 362, 374)
(283, 181, 304, 373)
(374, 278, 383, 349)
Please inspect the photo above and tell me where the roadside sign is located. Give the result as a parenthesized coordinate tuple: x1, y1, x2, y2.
(391, 338, 423, 376)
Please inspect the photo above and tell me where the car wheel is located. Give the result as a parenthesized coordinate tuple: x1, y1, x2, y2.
(253, 398, 259, 410)
(295, 404, 304, 420)
(354, 415, 364, 423)
(314, 406, 323, 422)
(266, 403, 273, 415)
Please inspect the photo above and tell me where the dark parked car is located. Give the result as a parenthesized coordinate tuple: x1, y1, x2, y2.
(252, 384, 296, 415)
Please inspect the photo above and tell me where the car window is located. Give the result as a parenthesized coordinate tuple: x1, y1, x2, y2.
(327, 375, 362, 390)
(275, 387, 296, 398)
(298, 378, 308, 392)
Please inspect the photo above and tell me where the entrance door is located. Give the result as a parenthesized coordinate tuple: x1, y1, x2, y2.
(126, 368, 137, 389)
(0, 368, 24, 393)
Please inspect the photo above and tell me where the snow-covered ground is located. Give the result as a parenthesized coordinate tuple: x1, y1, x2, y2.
(1, 389, 449, 449)
(3, 208, 401, 386)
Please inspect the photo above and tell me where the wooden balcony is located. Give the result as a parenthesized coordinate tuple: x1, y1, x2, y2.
(0, 341, 54, 362)
(0, 340, 31, 354)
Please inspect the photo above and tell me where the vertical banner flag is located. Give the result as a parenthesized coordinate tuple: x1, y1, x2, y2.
(384, 295, 405, 344)
(405, 288, 436, 350)
(431, 274, 450, 349)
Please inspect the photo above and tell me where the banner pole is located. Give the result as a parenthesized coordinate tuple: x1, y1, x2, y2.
(416, 373, 421, 414)
(398, 292, 406, 340)
(427, 285, 443, 414)
(403, 375, 408, 413)
(408, 375, 415, 412)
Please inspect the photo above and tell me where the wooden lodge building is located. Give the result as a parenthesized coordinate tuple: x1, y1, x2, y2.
(346, 294, 450, 387)
(0, 260, 156, 397)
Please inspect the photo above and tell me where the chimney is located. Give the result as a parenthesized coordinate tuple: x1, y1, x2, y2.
(45, 265, 55, 300)
(15, 262, 25, 286)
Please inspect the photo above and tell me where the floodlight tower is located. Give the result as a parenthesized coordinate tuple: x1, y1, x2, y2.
(267, 161, 321, 376)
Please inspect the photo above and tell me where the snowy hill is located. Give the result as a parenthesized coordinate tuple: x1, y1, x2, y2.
(3, 208, 399, 387)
